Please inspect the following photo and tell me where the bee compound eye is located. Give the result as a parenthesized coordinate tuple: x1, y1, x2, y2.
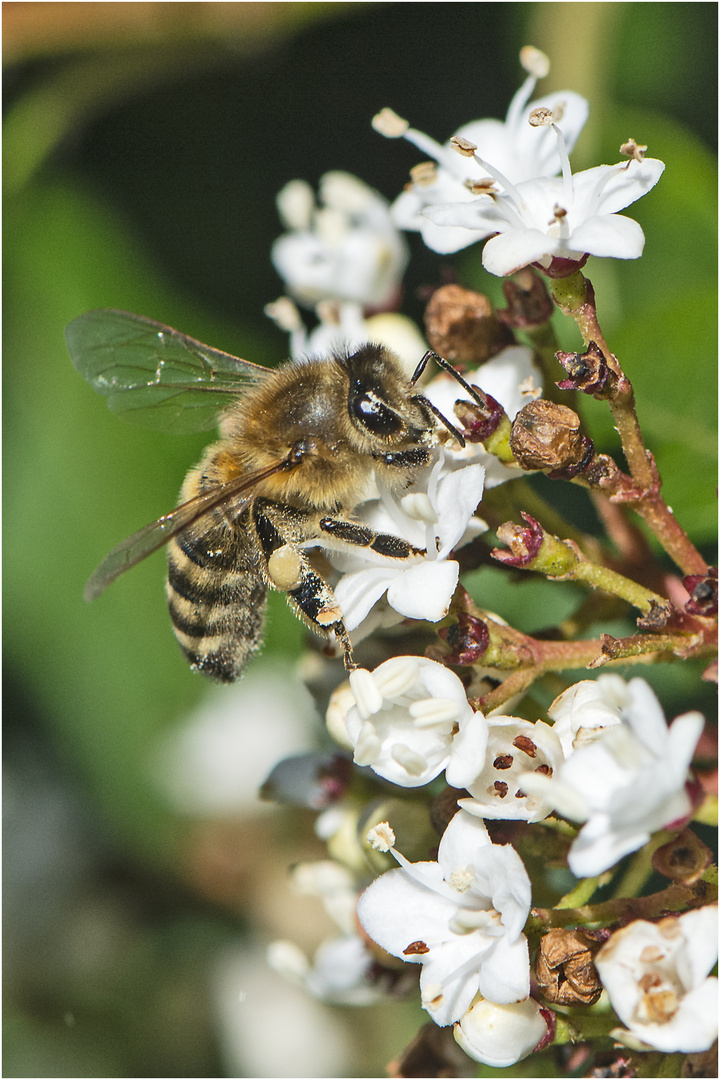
(349, 383, 404, 437)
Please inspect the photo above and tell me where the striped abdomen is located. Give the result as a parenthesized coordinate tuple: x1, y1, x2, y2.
(166, 510, 267, 682)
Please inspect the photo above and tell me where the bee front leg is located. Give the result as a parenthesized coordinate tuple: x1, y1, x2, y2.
(317, 517, 424, 560)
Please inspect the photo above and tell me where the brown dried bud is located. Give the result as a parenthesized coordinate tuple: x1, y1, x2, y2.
(652, 828, 713, 884)
(438, 612, 490, 663)
(499, 268, 553, 329)
(424, 284, 514, 365)
(535, 927, 603, 1006)
(636, 599, 675, 631)
(388, 1021, 475, 1078)
(684, 568, 718, 617)
(510, 399, 590, 473)
(556, 340, 612, 396)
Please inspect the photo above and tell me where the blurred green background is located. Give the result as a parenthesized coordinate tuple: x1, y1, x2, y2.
(4, 3, 717, 1076)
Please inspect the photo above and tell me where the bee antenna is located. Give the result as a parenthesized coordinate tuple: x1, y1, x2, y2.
(411, 350, 486, 408)
(410, 394, 465, 448)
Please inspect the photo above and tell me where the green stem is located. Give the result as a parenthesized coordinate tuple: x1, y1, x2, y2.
(529, 876, 717, 932)
(610, 832, 672, 900)
(556, 875, 605, 909)
(550, 272, 708, 576)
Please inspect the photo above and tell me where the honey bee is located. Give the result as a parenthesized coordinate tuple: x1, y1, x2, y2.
(66, 309, 481, 681)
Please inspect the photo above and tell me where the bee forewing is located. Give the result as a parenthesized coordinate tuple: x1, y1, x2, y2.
(66, 309, 274, 434)
(84, 455, 300, 601)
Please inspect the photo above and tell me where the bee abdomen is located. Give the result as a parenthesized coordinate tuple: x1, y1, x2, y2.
(167, 523, 267, 683)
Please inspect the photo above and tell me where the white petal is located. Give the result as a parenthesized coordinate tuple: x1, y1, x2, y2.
(386, 560, 459, 621)
(437, 807, 491, 873)
(569, 213, 646, 260)
(334, 566, 395, 630)
(356, 865, 454, 958)
(446, 715, 489, 789)
(481, 228, 562, 277)
(434, 464, 486, 558)
(677, 906, 719, 987)
(476, 932, 531, 1004)
(591, 158, 665, 215)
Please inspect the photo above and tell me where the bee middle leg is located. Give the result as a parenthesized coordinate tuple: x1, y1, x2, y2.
(252, 502, 424, 669)
(252, 500, 359, 667)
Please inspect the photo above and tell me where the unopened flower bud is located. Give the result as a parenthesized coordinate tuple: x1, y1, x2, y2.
(510, 399, 591, 474)
(535, 927, 604, 1006)
(652, 828, 713, 884)
(424, 284, 514, 365)
(499, 269, 553, 330)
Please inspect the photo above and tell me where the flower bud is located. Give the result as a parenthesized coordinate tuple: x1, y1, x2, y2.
(424, 285, 514, 365)
(535, 927, 604, 1006)
(510, 399, 591, 474)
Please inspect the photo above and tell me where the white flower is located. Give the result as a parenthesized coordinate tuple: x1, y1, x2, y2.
(265, 295, 427, 372)
(424, 152, 665, 277)
(519, 677, 705, 877)
(341, 657, 487, 789)
(290, 859, 359, 935)
(271, 171, 408, 308)
(374, 46, 588, 254)
(153, 662, 318, 817)
(594, 907, 718, 1053)
(454, 996, 549, 1066)
(357, 809, 532, 1025)
(548, 673, 631, 755)
(333, 452, 486, 632)
(267, 934, 379, 1006)
(459, 716, 564, 823)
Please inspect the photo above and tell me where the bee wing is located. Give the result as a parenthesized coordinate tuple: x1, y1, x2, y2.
(66, 309, 273, 434)
(85, 456, 298, 602)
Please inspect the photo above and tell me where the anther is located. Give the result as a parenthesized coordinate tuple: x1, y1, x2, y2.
(520, 45, 550, 79)
(372, 108, 409, 138)
(450, 135, 478, 157)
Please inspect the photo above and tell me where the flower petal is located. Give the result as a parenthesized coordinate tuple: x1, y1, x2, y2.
(569, 213, 646, 260)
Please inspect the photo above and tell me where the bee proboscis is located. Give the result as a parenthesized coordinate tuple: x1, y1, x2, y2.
(66, 309, 482, 681)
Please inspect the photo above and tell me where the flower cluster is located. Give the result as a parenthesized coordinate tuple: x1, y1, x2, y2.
(238, 43, 715, 1079)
